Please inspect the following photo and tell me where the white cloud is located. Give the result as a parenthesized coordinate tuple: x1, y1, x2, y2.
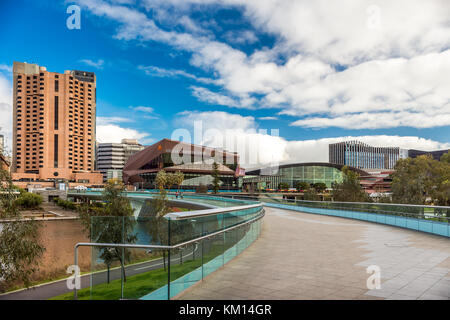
(0, 71, 12, 154)
(96, 124, 151, 143)
(190, 86, 240, 108)
(138, 65, 216, 84)
(79, 58, 105, 69)
(131, 105, 159, 119)
(96, 116, 151, 143)
(97, 116, 133, 125)
(292, 111, 450, 130)
(175, 110, 450, 168)
(258, 116, 278, 121)
(0, 64, 12, 73)
(175, 110, 287, 167)
(76, 0, 450, 130)
(132, 106, 155, 113)
(223, 30, 258, 45)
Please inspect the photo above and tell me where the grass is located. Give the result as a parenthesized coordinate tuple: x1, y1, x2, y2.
(50, 258, 203, 300)
(49, 237, 243, 300)
(50, 240, 232, 300)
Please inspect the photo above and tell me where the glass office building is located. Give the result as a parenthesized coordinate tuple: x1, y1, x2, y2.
(245, 163, 367, 189)
(329, 140, 408, 170)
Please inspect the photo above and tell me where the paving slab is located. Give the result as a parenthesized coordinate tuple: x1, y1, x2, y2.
(176, 207, 450, 300)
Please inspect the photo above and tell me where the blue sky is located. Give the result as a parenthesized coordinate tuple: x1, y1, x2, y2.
(0, 0, 449, 166)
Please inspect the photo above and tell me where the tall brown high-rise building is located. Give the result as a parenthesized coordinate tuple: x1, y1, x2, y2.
(11, 61, 102, 184)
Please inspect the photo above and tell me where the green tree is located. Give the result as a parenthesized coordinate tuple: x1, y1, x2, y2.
(79, 179, 136, 283)
(146, 172, 172, 270)
(15, 192, 43, 209)
(212, 162, 220, 194)
(295, 181, 310, 192)
(278, 182, 290, 190)
(155, 170, 168, 191)
(0, 169, 45, 292)
(331, 166, 371, 202)
(391, 153, 450, 206)
(173, 171, 184, 193)
(312, 182, 327, 193)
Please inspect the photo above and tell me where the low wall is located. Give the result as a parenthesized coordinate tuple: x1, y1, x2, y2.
(265, 202, 450, 238)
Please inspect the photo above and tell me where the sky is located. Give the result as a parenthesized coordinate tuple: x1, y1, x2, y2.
(0, 0, 449, 168)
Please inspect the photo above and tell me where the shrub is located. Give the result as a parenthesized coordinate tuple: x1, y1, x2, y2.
(15, 192, 43, 209)
(54, 198, 77, 210)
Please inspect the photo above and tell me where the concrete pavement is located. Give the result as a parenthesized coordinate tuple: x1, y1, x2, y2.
(176, 207, 450, 300)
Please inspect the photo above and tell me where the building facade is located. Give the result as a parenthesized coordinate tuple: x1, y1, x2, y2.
(11, 61, 102, 185)
(244, 162, 368, 191)
(123, 138, 242, 190)
(96, 139, 145, 181)
(329, 140, 407, 170)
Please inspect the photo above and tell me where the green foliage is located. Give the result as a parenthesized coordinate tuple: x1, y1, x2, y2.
(391, 154, 450, 205)
(0, 169, 45, 292)
(295, 181, 310, 192)
(212, 162, 220, 194)
(312, 182, 327, 193)
(54, 198, 77, 210)
(78, 179, 136, 282)
(14, 192, 42, 209)
(278, 182, 290, 190)
(155, 170, 167, 190)
(331, 166, 371, 202)
(173, 171, 184, 191)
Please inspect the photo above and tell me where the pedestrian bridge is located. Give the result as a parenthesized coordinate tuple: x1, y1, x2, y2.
(67, 191, 450, 300)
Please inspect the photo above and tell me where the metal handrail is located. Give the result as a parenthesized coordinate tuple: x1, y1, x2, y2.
(217, 194, 450, 210)
(165, 202, 262, 220)
(73, 208, 265, 299)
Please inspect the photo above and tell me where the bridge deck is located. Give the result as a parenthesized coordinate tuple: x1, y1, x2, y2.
(176, 207, 450, 300)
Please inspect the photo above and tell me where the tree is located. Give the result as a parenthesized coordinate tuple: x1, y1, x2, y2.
(0, 169, 45, 292)
(391, 154, 450, 205)
(146, 172, 172, 271)
(331, 166, 371, 202)
(79, 179, 136, 283)
(15, 192, 43, 209)
(212, 162, 220, 194)
(155, 170, 168, 191)
(278, 182, 289, 190)
(295, 181, 310, 192)
(173, 171, 184, 193)
(312, 182, 327, 193)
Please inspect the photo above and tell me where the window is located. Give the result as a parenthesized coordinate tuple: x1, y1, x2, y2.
(54, 96, 59, 130)
(54, 134, 58, 168)
(55, 80, 59, 92)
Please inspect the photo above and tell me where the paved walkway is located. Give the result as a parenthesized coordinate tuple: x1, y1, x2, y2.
(177, 207, 450, 300)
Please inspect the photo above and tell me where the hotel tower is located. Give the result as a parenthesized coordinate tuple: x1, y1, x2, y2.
(11, 61, 102, 184)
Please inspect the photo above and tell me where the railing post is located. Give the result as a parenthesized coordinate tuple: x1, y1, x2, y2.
(201, 221, 204, 280)
(167, 219, 171, 300)
(74, 244, 78, 300)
